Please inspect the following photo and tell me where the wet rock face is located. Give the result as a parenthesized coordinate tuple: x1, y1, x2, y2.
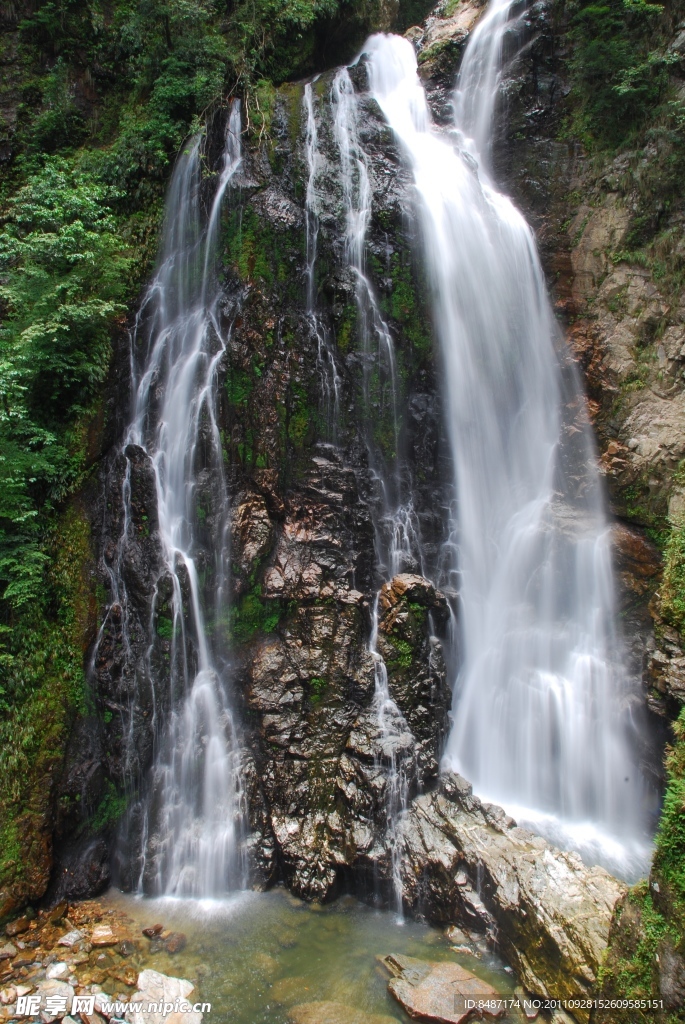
(242, 573, 450, 899)
(376, 574, 451, 785)
(398, 774, 626, 1019)
(68, 55, 456, 903)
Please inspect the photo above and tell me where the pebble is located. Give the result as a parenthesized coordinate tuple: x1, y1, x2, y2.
(46, 963, 69, 980)
(5, 918, 29, 938)
(164, 933, 186, 955)
(91, 926, 117, 948)
(57, 932, 83, 949)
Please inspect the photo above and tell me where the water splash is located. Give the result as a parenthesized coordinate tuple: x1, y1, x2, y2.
(366, 27, 651, 878)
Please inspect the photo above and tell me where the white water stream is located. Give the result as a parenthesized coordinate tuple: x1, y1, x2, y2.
(366, 16, 650, 878)
(119, 103, 246, 895)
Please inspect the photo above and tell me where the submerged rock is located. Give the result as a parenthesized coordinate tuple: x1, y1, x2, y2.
(288, 1002, 399, 1024)
(125, 970, 201, 1024)
(399, 774, 626, 1019)
(381, 953, 504, 1024)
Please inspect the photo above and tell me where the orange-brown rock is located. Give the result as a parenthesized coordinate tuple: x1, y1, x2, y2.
(381, 954, 504, 1024)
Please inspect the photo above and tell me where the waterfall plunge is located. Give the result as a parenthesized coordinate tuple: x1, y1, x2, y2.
(366, 23, 650, 878)
(119, 102, 246, 896)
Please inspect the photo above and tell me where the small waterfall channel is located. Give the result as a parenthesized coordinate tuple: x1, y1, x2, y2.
(99, 102, 247, 896)
(366, 11, 650, 877)
(304, 70, 428, 910)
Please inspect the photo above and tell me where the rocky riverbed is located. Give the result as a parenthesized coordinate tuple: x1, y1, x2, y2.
(0, 887, 563, 1024)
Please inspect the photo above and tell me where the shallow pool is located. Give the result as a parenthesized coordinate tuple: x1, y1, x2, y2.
(104, 887, 526, 1023)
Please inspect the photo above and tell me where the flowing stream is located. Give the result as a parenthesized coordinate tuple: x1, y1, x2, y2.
(366, 17, 650, 877)
(104, 103, 247, 896)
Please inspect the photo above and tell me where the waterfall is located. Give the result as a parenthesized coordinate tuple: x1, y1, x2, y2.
(105, 102, 247, 896)
(366, 24, 650, 877)
(328, 68, 423, 910)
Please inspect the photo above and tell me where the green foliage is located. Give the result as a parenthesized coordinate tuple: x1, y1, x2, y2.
(568, 0, 673, 145)
(654, 707, 685, 899)
(88, 780, 128, 834)
(0, 158, 130, 609)
(0, 506, 93, 895)
(381, 250, 432, 359)
(661, 523, 685, 634)
(156, 614, 174, 639)
(309, 676, 326, 703)
(600, 709, 685, 1015)
(387, 635, 414, 669)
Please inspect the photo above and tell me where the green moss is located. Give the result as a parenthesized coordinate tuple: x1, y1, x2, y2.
(387, 635, 414, 670)
(336, 305, 357, 354)
(156, 614, 174, 640)
(87, 780, 127, 835)
(225, 591, 281, 646)
(599, 710, 685, 1018)
(226, 367, 254, 408)
(0, 504, 94, 900)
(654, 708, 685, 900)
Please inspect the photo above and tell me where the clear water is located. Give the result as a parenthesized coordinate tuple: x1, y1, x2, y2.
(104, 888, 523, 1024)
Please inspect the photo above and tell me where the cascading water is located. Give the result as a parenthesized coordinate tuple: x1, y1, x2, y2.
(105, 102, 247, 896)
(329, 68, 426, 910)
(366, 18, 650, 878)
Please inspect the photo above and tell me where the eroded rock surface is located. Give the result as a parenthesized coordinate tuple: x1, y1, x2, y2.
(398, 774, 626, 1019)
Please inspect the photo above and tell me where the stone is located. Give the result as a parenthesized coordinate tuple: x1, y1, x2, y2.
(416, 0, 484, 82)
(46, 964, 69, 980)
(0, 988, 16, 1006)
(163, 933, 186, 955)
(0, 947, 16, 962)
(288, 1003, 399, 1024)
(658, 937, 685, 1010)
(47, 905, 68, 925)
(58, 932, 84, 949)
(5, 918, 29, 938)
(381, 954, 504, 1024)
(90, 927, 116, 949)
(141, 926, 163, 939)
(35, 979, 75, 1021)
(398, 775, 626, 1021)
(125, 969, 200, 1024)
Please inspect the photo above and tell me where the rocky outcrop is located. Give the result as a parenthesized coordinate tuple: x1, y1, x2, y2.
(243, 570, 450, 899)
(398, 774, 626, 1020)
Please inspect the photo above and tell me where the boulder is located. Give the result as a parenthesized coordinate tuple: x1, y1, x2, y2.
(381, 954, 504, 1024)
(398, 775, 626, 1022)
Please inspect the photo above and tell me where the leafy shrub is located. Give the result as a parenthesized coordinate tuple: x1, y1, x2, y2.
(0, 159, 131, 609)
(569, 0, 674, 145)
